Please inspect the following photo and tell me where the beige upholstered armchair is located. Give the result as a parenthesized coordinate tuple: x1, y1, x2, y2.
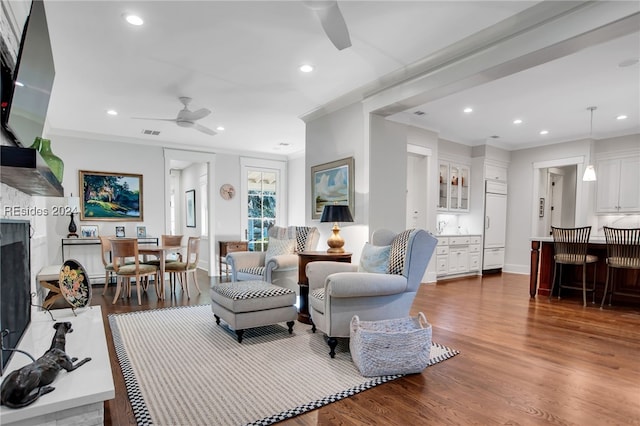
(306, 228, 437, 357)
(227, 226, 320, 293)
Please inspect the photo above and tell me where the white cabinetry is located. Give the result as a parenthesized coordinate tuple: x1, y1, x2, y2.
(485, 164, 508, 181)
(595, 156, 640, 213)
(436, 235, 481, 277)
(438, 162, 470, 212)
(483, 181, 507, 271)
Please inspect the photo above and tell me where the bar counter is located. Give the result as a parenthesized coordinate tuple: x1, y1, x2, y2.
(529, 236, 640, 304)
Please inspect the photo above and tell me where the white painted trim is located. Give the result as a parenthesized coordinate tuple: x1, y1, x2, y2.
(407, 144, 431, 157)
(163, 148, 217, 277)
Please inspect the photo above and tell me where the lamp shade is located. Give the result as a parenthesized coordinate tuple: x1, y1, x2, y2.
(67, 196, 80, 211)
(320, 204, 353, 223)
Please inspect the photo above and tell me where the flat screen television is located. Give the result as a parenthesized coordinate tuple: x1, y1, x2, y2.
(0, 0, 55, 147)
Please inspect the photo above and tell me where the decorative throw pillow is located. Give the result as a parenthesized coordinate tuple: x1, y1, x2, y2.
(265, 237, 296, 264)
(358, 243, 391, 273)
(387, 229, 414, 275)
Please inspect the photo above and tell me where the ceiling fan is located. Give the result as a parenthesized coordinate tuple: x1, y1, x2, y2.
(304, 0, 352, 50)
(132, 97, 217, 135)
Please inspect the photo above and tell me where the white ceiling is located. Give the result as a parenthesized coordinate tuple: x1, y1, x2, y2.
(41, 1, 639, 157)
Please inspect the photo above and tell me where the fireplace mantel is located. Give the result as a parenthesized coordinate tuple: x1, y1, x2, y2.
(0, 306, 114, 425)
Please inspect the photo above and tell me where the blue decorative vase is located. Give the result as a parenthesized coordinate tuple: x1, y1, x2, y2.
(34, 137, 64, 183)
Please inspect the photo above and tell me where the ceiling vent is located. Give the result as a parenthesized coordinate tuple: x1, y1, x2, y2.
(141, 129, 161, 136)
(413, 110, 426, 116)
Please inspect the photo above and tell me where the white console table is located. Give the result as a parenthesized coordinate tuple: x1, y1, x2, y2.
(0, 306, 115, 425)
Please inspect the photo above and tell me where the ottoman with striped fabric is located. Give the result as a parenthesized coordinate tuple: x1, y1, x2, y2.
(211, 280, 297, 343)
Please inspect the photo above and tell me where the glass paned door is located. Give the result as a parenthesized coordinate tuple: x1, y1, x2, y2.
(246, 170, 277, 251)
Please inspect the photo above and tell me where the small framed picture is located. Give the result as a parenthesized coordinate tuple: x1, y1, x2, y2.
(136, 226, 147, 238)
(539, 198, 545, 218)
(80, 225, 98, 238)
(115, 226, 125, 238)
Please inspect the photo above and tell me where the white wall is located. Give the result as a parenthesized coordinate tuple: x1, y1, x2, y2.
(287, 153, 306, 226)
(305, 102, 368, 262)
(42, 135, 165, 264)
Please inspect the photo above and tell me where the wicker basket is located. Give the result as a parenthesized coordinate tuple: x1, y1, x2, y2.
(349, 313, 432, 377)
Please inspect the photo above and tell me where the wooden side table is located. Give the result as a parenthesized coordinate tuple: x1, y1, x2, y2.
(297, 251, 352, 324)
(219, 241, 248, 280)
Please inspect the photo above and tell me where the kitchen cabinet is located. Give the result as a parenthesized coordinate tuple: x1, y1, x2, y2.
(438, 162, 470, 212)
(483, 181, 507, 271)
(595, 155, 640, 213)
(485, 163, 507, 181)
(436, 235, 481, 277)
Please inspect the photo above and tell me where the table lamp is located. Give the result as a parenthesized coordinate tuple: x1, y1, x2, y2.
(320, 204, 353, 253)
(67, 194, 80, 238)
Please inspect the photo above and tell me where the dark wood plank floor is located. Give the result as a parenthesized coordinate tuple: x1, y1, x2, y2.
(93, 272, 640, 426)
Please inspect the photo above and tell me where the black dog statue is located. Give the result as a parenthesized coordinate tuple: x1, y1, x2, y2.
(0, 322, 91, 408)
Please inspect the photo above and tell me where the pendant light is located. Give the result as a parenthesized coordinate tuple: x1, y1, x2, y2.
(582, 106, 597, 182)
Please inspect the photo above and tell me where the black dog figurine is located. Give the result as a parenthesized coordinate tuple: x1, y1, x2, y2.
(0, 322, 91, 408)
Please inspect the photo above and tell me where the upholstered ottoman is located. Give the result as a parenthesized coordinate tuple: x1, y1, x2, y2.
(211, 280, 297, 343)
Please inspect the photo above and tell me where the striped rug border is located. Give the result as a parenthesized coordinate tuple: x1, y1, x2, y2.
(109, 305, 459, 426)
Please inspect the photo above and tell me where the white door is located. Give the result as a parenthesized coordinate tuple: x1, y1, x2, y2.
(549, 172, 563, 232)
(484, 193, 507, 248)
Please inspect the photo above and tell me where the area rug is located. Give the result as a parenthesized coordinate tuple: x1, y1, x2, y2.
(109, 305, 458, 426)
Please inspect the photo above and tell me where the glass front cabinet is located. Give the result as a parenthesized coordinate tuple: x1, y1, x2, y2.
(438, 162, 470, 212)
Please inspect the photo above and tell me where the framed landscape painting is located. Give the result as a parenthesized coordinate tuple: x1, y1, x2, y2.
(311, 157, 354, 220)
(186, 189, 196, 228)
(79, 170, 143, 221)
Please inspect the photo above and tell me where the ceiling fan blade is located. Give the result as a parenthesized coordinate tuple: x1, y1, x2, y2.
(193, 123, 217, 136)
(131, 117, 177, 122)
(182, 108, 211, 121)
(313, 1, 351, 50)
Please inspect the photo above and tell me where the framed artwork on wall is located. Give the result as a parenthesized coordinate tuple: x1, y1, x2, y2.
(186, 189, 196, 228)
(79, 170, 143, 221)
(311, 157, 354, 220)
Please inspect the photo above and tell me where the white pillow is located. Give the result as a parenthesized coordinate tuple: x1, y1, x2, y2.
(358, 243, 391, 273)
(265, 237, 296, 263)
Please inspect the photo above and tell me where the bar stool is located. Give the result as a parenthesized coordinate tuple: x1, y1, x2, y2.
(601, 227, 640, 308)
(550, 226, 598, 306)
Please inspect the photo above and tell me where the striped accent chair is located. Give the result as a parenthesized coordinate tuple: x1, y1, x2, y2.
(226, 226, 320, 293)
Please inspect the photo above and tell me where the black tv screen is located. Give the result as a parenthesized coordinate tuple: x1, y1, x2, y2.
(1, 0, 55, 147)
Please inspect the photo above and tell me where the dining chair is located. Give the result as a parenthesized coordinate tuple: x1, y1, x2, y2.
(144, 234, 183, 264)
(165, 237, 201, 299)
(601, 227, 640, 308)
(110, 238, 160, 305)
(550, 226, 598, 306)
(99, 235, 116, 296)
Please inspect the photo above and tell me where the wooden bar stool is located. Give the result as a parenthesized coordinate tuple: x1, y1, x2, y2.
(601, 227, 640, 308)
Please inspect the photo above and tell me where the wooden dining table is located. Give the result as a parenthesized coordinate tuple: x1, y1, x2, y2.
(138, 244, 181, 299)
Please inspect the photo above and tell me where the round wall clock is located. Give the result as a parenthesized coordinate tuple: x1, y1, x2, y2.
(219, 184, 235, 200)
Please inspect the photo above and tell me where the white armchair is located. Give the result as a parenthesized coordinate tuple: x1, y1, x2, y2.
(307, 228, 437, 357)
(227, 226, 320, 293)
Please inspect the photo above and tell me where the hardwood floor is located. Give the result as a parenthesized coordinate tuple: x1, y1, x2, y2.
(94, 272, 640, 426)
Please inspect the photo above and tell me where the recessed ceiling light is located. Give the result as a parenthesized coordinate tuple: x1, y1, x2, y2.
(299, 64, 314, 73)
(616, 115, 628, 120)
(14, 81, 24, 87)
(513, 119, 523, 125)
(106, 110, 118, 116)
(216, 126, 225, 131)
(125, 14, 144, 26)
(463, 107, 473, 113)
(539, 130, 549, 135)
